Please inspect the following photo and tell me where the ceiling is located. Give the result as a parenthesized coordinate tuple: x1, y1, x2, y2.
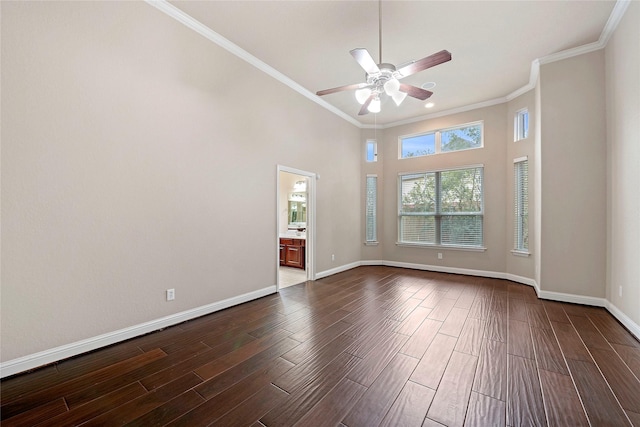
(168, 1, 617, 127)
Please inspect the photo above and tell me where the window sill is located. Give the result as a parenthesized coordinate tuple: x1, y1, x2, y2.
(511, 250, 530, 257)
(396, 242, 486, 252)
(364, 241, 379, 246)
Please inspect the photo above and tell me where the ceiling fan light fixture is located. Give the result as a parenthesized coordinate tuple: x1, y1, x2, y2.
(383, 78, 400, 96)
(368, 96, 381, 113)
(392, 90, 408, 106)
(355, 88, 372, 105)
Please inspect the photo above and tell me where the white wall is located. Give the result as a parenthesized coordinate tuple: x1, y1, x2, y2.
(605, 1, 640, 327)
(1, 1, 361, 364)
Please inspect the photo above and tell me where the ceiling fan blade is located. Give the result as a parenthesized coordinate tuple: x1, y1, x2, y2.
(350, 48, 381, 75)
(316, 83, 368, 97)
(358, 95, 374, 116)
(399, 84, 433, 100)
(396, 50, 452, 78)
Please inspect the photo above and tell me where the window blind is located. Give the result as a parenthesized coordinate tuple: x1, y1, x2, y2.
(366, 175, 377, 242)
(514, 158, 529, 251)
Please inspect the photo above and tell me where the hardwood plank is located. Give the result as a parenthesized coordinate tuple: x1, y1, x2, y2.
(485, 310, 506, 342)
(213, 384, 288, 427)
(530, 326, 568, 375)
(261, 352, 360, 426)
(421, 290, 449, 309)
(123, 391, 204, 426)
(565, 358, 631, 426)
(0, 348, 166, 420)
(379, 380, 436, 427)
(551, 320, 592, 362)
(342, 353, 419, 427)
(191, 339, 297, 400)
(394, 306, 432, 336)
(527, 303, 552, 330)
(508, 298, 528, 322)
(507, 355, 547, 427)
(37, 382, 147, 427)
(589, 348, 640, 412)
(427, 351, 478, 427)
(167, 357, 293, 426)
(468, 296, 491, 320)
(1, 398, 68, 427)
(293, 378, 366, 427)
(463, 391, 505, 427)
(568, 314, 612, 351)
(440, 307, 470, 337)
(347, 332, 408, 387)
(489, 291, 507, 313)
(411, 333, 458, 390)
(508, 319, 534, 359)
(612, 343, 640, 379)
(428, 297, 458, 321)
(455, 317, 486, 356)
(455, 287, 479, 310)
(399, 318, 442, 359)
(626, 410, 640, 426)
(281, 320, 352, 364)
(472, 339, 506, 400)
(193, 329, 293, 380)
(538, 369, 589, 426)
(542, 300, 571, 323)
(80, 372, 203, 426)
(588, 313, 640, 348)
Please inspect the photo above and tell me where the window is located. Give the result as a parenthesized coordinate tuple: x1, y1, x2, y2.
(400, 122, 483, 159)
(514, 109, 529, 141)
(513, 158, 529, 253)
(365, 175, 377, 243)
(399, 166, 484, 248)
(366, 140, 377, 162)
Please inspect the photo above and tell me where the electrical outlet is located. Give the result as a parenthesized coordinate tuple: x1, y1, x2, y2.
(331, 254, 335, 261)
(166, 289, 175, 301)
(438, 253, 443, 260)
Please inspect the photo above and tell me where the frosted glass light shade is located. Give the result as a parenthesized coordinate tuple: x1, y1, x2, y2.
(368, 97, 381, 113)
(384, 78, 400, 96)
(392, 90, 408, 106)
(355, 88, 372, 105)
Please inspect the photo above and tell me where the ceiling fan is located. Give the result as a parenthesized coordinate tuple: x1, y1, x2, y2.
(316, 1, 452, 116)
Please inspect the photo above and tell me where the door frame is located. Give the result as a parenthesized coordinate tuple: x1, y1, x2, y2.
(276, 165, 316, 291)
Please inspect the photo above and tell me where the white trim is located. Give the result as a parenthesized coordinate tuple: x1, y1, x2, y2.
(513, 156, 528, 164)
(0, 286, 276, 378)
(537, 289, 607, 307)
(510, 250, 530, 257)
(395, 242, 487, 252)
(364, 241, 379, 246)
(606, 301, 640, 342)
(146, 0, 630, 131)
(145, 0, 360, 128)
(315, 261, 362, 280)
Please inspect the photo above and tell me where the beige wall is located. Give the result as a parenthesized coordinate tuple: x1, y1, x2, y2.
(377, 104, 509, 273)
(539, 50, 607, 297)
(605, 2, 640, 326)
(1, 1, 361, 362)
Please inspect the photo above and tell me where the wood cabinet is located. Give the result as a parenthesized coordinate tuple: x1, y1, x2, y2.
(279, 238, 305, 269)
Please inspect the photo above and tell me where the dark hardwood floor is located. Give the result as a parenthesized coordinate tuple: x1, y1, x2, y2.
(2, 266, 640, 426)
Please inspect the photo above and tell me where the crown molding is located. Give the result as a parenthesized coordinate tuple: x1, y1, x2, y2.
(146, 0, 630, 130)
(144, 0, 361, 128)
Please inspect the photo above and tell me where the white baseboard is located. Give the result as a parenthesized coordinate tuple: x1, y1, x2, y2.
(315, 261, 362, 279)
(605, 301, 640, 341)
(0, 285, 276, 379)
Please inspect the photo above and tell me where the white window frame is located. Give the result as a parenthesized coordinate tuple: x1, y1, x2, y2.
(365, 174, 378, 244)
(397, 165, 485, 250)
(398, 121, 484, 159)
(512, 156, 530, 256)
(366, 140, 377, 162)
(514, 109, 529, 142)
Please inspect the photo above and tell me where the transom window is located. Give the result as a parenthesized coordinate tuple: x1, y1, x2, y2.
(399, 166, 484, 248)
(514, 109, 529, 141)
(399, 122, 483, 159)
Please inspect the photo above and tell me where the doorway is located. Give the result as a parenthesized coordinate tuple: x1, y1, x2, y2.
(277, 166, 315, 290)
